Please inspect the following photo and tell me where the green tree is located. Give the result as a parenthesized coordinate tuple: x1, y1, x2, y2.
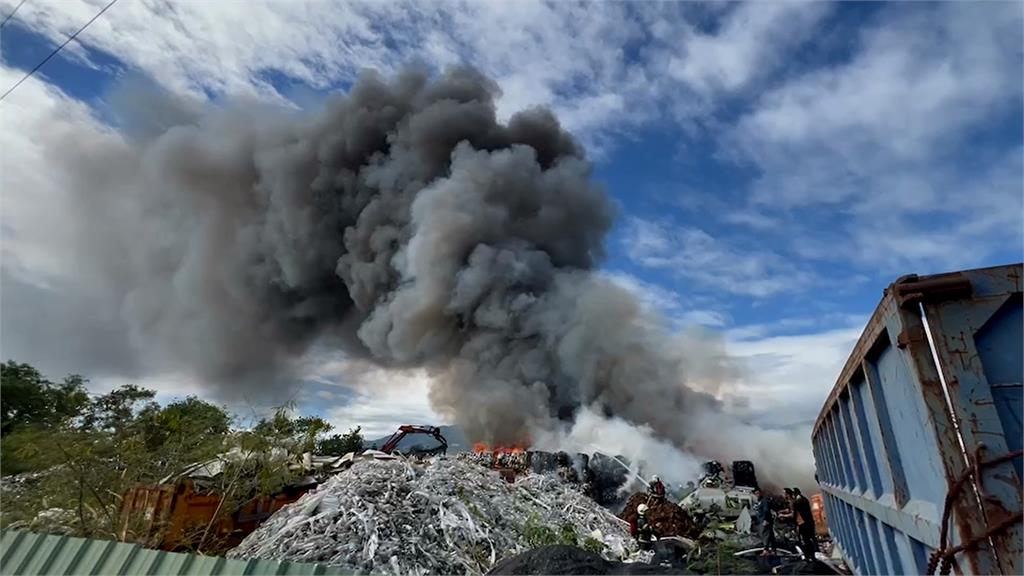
(293, 416, 333, 453)
(1, 362, 90, 474)
(248, 408, 332, 454)
(1, 361, 89, 436)
(318, 426, 363, 456)
(1, 361, 236, 541)
(0, 360, 352, 553)
(137, 396, 231, 450)
(82, 384, 157, 433)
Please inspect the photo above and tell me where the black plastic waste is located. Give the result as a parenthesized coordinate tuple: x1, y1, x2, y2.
(732, 460, 759, 489)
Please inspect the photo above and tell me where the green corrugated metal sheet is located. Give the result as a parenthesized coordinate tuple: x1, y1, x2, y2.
(0, 530, 350, 575)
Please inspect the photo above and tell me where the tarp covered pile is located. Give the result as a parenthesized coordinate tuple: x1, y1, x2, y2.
(228, 456, 635, 575)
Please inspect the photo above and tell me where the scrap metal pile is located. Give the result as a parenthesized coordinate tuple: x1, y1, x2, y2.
(228, 456, 635, 575)
(469, 447, 634, 507)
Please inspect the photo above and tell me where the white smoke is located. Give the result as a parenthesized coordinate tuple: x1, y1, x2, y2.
(533, 406, 704, 487)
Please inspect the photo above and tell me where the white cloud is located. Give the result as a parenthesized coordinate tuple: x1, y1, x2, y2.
(0, 65, 116, 287)
(679, 309, 729, 328)
(295, 355, 446, 438)
(319, 365, 444, 438)
(2, 0, 642, 143)
(729, 2, 1023, 271)
(668, 2, 829, 95)
(737, 4, 1019, 176)
(620, 217, 814, 297)
(723, 321, 865, 427)
(602, 270, 683, 314)
(1, 0, 823, 146)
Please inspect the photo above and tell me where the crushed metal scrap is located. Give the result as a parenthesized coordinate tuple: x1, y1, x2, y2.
(228, 455, 636, 575)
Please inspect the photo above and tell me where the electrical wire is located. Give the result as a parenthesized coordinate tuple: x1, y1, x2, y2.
(0, 0, 119, 102)
(1, 0, 28, 29)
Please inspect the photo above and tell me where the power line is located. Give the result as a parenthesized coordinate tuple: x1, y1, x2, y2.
(1, 0, 27, 29)
(0, 0, 119, 102)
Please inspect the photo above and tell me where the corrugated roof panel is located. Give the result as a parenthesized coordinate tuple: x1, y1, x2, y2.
(151, 548, 192, 575)
(42, 535, 87, 574)
(18, 530, 62, 574)
(2, 531, 37, 574)
(0, 531, 350, 575)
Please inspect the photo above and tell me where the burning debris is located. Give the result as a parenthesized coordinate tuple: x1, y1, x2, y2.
(228, 457, 635, 574)
(471, 444, 531, 477)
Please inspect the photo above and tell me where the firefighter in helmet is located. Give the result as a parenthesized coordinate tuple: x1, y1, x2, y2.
(648, 474, 666, 500)
(630, 503, 656, 550)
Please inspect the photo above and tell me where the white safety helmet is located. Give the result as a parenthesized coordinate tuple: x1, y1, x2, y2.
(637, 503, 649, 515)
(651, 475, 660, 482)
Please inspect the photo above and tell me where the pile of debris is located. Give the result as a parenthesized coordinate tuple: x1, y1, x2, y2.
(0, 468, 82, 535)
(467, 448, 633, 507)
(619, 494, 696, 539)
(229, 457, 635, 575)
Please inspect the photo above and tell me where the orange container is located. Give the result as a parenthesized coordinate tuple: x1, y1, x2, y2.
(118, 479, 310, 551)
(809, 493, 828, 536)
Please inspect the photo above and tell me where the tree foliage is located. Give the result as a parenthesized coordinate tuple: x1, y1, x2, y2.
(0, 360, 361, 553)
(248, 409, 333, 454)
(1, 361, 89, 437)
(317, 426, 364, 456)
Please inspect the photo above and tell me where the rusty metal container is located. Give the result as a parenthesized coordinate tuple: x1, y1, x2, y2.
(119, 479, 311, 551)
(811, 264, 1022, 575)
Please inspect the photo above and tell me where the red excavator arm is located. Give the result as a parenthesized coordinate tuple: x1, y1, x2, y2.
(379, 425, 448, 456)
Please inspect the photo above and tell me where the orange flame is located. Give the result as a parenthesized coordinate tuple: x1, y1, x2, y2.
(473, 443, 528, 454)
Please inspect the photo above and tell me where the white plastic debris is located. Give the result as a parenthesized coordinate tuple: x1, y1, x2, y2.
(229, 456, 634, 575)
(735, 506, 752, 534)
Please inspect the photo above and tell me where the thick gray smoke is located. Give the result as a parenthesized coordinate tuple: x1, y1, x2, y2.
(37, 67, 813, 485)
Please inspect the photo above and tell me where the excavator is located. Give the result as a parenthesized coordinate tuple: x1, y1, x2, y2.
(379, 425, 448, 456)
(330, 424, 449, 472)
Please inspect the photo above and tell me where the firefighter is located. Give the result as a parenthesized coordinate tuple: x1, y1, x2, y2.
(648, 475, 666, 499)
(630, 503, 656, 550)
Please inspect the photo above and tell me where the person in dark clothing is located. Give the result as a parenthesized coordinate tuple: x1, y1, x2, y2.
(753, 489, 776, 556)
(629, 503, 656, 551)
(790, 488, 818, 561)
(780, 487, 797, 523)
(779, 488, 795, 523)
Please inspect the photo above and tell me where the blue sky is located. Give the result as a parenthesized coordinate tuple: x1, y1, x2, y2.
(1, 0, 1021, 436)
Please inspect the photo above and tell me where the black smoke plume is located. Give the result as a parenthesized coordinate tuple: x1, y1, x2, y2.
(39, 67, 813, 484)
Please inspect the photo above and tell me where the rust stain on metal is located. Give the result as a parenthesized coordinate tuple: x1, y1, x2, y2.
(819, 264, 1022, 575)
(897, 325, 926, 349)
(892, 272, 972, 309)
